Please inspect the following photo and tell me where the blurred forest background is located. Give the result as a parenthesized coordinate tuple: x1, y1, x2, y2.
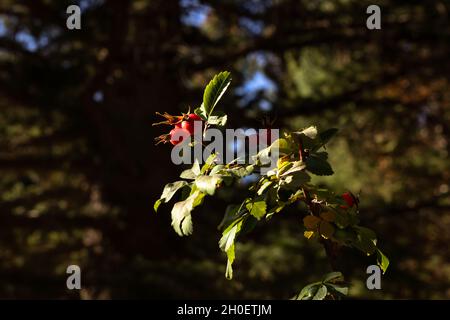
(0, 0, 449, 299)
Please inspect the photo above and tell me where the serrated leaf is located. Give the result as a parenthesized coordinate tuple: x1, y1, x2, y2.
(170, 190, 202, 236)
(195, 175, 221, 195)
(313, 285, 328, 300)
(319, 128, 339, 145)
(377, 249, 390, 274)
(202, 71, 232, 117)
(306, 154, 334, 176)
(246, 197, 267, 220)
(303, 215, 321, 230)
(154, 181, 189, 212)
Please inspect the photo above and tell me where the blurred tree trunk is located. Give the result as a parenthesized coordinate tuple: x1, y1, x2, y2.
(81, 0, 185, 257)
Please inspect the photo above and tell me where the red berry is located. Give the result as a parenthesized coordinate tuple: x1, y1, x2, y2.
(174, 122, 182, 128)
(188, 113, 202, 121)
(169, 127, 190, 145)
(181, 120, 194, 135)
(342, 192, 355, 207)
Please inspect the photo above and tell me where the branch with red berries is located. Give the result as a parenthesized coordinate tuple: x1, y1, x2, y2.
(152, 71, 389, 300)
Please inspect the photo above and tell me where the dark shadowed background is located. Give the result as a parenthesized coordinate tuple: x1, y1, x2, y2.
(0, 0, 449, 299)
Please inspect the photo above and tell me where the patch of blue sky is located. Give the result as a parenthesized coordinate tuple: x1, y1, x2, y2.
(239, 17, 264, 35)
(15, 30, 52, 52)
(180, 0, 210, 27)
(236, 71, 277, 110)
(79, 0, 104, 12)
(0, 18, 6, 36)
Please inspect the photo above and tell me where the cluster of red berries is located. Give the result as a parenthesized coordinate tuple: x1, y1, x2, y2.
(169, 113, 202, 145)
(341, 192, 359, 209)
(154, 112, 202, 146)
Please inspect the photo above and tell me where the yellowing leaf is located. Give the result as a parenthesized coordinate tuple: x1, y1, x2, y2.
(304, 230, 316, 239)
(320, 211, 336, 222)
(303, 215, 321, 230)
(319, 221, 335, 239)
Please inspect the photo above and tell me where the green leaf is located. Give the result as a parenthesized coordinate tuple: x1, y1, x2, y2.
(180, 160, 202, 179)
(219, 219, 243, 252)
(295, 282, 321, 300)
(192, 159, 201, 176)
(153, 199, 162, 212)
(240, 216, 258, 235)
(306, 154, 334, 176)
(377, 249, 390, 274)
(210, 164, 225, 176)
(280, 161, 306, 177)
(154, 181, 189, 212)
(226, 165, 254, 178)
(201, 153, 218, 174)
(246, 197, 267, 220)
(313, 285, 328, 300)
(266, 202, 285, 219)
(327, 284, 349, 296)
(170, 190, 202, 236)
(207, 112, 228, 126)
(194, 107, 208, 120)
(257, 181, 273, 195)
(283, 171, 311, 190)
(271, 138, 293, 155)
(297, 126, 318, 139)
(195, 175, 221, 195)
(319, 128, 339, 145)
(225, 243, 235, 280)
(180, 169, 197, 180)
(352, 226, 377, 256)
(218, 204, 241, 230)
(202, 71, 232, 117)
(322, 271, 344, 283)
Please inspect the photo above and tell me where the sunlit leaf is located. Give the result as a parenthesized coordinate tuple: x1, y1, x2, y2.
(170, 190, 202, 236)
(202, 71, 231, 117)
(377, 249, 390, 274)
(313, 285, 328, 300)
(195, 175, 221, 195)
(154, 181, 189, 212)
